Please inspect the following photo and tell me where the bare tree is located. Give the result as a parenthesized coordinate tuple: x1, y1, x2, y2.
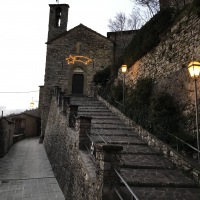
(108, 12, 128, 32)
(132, 0, 160, 16)
(128, 7, 152, 30)
(108, 10, 146, 32)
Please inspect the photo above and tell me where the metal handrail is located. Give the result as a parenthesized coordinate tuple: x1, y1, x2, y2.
(93, 131, 108, 144)
(107, 95, 124, 108)
(114, 169, 139, 200)
(167, 131, 200, 153)
(113, 187, 124, 200)
(74, 98, 139, 200)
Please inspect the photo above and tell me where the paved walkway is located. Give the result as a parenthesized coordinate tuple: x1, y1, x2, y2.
(0, 138, 65, 200)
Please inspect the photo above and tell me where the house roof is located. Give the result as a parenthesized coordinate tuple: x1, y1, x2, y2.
(11, 113, 40, 119)
(107, 29, 138, 38)
(0, 117, 15, 124)
(46, 23, 113, 44)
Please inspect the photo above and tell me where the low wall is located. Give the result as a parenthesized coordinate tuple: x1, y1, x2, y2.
(13, 134, 24, 144)
(97, 95, 200, 183)
(43, 88, 123, 200)
(43, 96, 98, 200)
(0, 117, 14, 157)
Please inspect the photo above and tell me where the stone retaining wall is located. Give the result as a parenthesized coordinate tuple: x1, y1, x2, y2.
(43, 95, 98, 200)
(0, 117, 15, 157)
(119, 7, 200, 114)
(43, 88, 122, 200)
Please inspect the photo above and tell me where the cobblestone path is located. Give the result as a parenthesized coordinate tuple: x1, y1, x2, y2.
(72, 96, 200, 200)
(0, 138, 65, 200)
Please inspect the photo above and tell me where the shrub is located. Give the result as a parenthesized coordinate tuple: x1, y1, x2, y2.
(149, 92, 180, 134)
(125, 78, 153, 127)
(93, 67, 111, 87)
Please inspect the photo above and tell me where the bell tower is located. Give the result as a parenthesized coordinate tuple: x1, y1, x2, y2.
(47, 4, 69, 41)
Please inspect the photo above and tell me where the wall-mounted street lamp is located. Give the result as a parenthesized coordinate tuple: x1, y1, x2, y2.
(121, 65, 127, 106)
(188, 61, 200, 162)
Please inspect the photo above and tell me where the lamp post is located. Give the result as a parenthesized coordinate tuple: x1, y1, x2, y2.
(121, 65, 127, 106)
(188, 61, 200, 162)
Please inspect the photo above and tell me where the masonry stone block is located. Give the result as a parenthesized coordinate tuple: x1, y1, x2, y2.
(76, 116, 92, 150)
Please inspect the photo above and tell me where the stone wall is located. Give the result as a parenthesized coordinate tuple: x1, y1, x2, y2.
(119, 7, 200, 116)
(43, 95, 97, 200)
(0, 117, 15, 157)
(107, 30, 137, 64)
(43, 89, 122, 200)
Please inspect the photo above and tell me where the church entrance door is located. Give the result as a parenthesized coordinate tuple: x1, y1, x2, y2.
(72, 74, 84, 95)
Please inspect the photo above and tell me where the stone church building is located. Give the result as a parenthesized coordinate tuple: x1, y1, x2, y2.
(39, 4, 135, 137)
(39, 1, 192, 138)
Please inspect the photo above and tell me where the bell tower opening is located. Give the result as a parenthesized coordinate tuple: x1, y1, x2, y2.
(55, 7, 62, 27)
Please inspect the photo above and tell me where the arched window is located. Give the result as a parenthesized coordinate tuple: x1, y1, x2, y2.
(55, 7, 62, 27)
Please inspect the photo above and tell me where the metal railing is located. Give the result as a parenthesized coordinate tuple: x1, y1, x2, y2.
(68, 98, 140, 200)
(83, 121, 139, 200)
(166, 131, 200, 158)
(114, 169, 139, 200)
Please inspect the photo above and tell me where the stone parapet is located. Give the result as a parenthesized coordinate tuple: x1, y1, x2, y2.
(76, 116, 92, 150)
(95, 143, 123, 200)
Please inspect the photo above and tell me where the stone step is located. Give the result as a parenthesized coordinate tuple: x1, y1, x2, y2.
(118, 186, 200, 200)
(92, 119, 122, 124)
(90, 116, 119, 120)
(102, 135, 145, 143)
(90, 135, 146, 145)
(71, 97, 98, 101)
(121, 154, 174, 169)
(70, 96, 200, 199)
(79, 110, 114, 115)
(78, 111, 114, 116)
(120, 144, 159, 155)
(91, 129, 136, 136)
(120, 168, 197, 188)
(71, 98, 103, 104)
(92, 125, 132, 130)
(79, 107, 109, 111)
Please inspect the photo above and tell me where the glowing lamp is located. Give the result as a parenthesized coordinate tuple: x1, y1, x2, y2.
(30, 100, 34, 109)
(122, 65, 127, 73)
(188, 61, 200, 78)
(188, 60, 200, 163)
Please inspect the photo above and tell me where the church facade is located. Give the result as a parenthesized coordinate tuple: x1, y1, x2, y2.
(39, 4, 128, 137)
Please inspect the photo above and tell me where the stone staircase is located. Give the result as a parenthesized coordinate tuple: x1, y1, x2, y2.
(71, 96, 200, 200)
